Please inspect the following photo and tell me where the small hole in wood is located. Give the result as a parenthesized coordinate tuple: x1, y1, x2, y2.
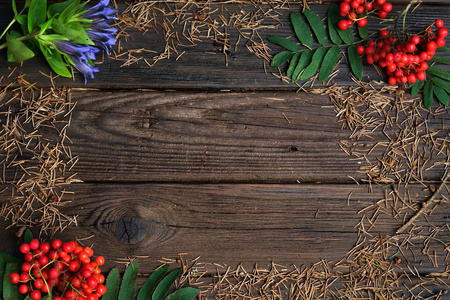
(116, 216, 145, 245)
(289, 146, 298, 152)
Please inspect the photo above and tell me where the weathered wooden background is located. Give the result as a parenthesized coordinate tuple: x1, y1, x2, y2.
(1, 0, 450, 297)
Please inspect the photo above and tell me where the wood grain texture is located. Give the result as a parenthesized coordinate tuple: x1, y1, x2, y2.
(1, 183, 446, 274)
(1, 3, 449, 89)
(44, 91, 444, 183)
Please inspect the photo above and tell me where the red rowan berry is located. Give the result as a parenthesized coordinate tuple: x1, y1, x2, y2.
(382, 3, 392, 12)
(435, 19, 444, 28)
(366, 2, 373, 10)
(380, 30, 389, 37)
(88, 294, 99, 300)
(378, 10, 387, 18)
(357, 6, 364, 14)
(49, 268, 60, 279)
(366, 54, 374, 64)
(20, 272, 31, 283)
(34, 278, 44, 289)
(30, 290, 41, 300)
(436, 37, 446, 47)
(420, 61, 428, 70)
(9, 273, 20, 284)
(388, 77, 397, 85)
(39, 242, 51, 253)
(96, 284, 107, 295)
(51, 239, 62, 250)
(411, 35, 420, 45)
(357, 18, 367, 27)
(376, 0, 386, 5)
(19, 284, 28, 294)
(338, 20, 349, 30)
(437, 27, 448, 38)
(95, 256, 105, 266)
(407, 73, 417, 83)
(416, 71, 426, 81)
(19, 243, 30, 254)
(29, 239, 40, 250)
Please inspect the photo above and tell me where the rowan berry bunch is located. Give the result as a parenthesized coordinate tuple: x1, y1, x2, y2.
(357, 20, 448, 85)
(338, 0, 393, 30)
(8, 239, 106, 300)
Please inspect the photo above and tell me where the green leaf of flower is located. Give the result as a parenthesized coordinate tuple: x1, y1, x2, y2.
(39, 42, 72, 78)
(51, 19, 94, 45)
(347, 45, 363, 80)
(152, 269, 183, 300)
(430, 56, 450, 65)
(165, 287, 200, 300)
(118, 260, 139, 300)
(327, 5, 342, 45)
(48, 0, 77, 18)
(358, 25, 368, 39)
(6, 33, 36, 62)
(303, 9, 328, 46)
(59, 0, 87, 24)
(12, 0, 18, 15)
(423, 80, 434, 109)
(102, 268, 121, 300)
(267, 36, 299, 52)
(328, 3, 353, 44)
(318, 46, 341, 82)
(410, 79, 424, 97)
(28, 0, 47, 33)
(292, 50, 313, 83)
(137, 265, 170, 300)
(300, 47, 327, 81)
(271, 51, 294, 67)
(3, 263, 23, 300)
(427, 66, 450, 81)
(433, 85, 449, 106)
(287, 52, 301, 78)
(290, 12, 313, 48)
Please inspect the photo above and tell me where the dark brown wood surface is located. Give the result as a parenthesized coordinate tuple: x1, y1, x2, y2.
(1, 2, 450, 89)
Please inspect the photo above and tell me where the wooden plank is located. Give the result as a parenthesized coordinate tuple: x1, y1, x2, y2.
(1, 183, 446, 274)
(1, 3, 450, 89)
(24, 91, 442, 183)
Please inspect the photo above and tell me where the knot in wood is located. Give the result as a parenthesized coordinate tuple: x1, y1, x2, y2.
(116, 216, 145, 245)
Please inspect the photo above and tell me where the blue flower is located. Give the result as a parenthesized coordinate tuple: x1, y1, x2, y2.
(83, 0, 118, 55)
(55, 41, 99, 83)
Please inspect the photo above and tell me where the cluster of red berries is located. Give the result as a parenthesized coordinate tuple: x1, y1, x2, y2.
(8, 239, 106, 300)
(338, 0, 393, 30)
(356, 19, 448, 85)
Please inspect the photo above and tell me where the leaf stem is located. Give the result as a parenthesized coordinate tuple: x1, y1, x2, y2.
(0, 6, 28, 40)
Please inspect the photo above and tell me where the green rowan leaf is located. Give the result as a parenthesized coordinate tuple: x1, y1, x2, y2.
(165, 287, 200, 300)
(137, 265, 170, 300)
(152, 269, 183, 300)
(358, 25, 368, 39)
(427, 66, 450, 80)
(423, 80, 434, 109)
(6, 33, 36, 62)
(347, 45, 363, 80)
(267, 36, 299, 52)
(102, 268, 120, 300)
(430, 76, 450, 93)
(292, 50, 313, 83)
(0, 257, 5, 295)
(28, 0, 47, 33)
(3, 263, 23, 300)
(430, 56, 450, 65)
(271, 51, 294, 67)
(318, 46, 341, 82)
(436, 46, 450, 52)
(290, 12, 313, 48)
(118, 260, 139, 300)
(303, 9, 328, 46)
(327, 5, 343, 45)
(23, 229, 33, 244)
(433, 85, 449, 105)
(300, 47, 327, 81)
(287, 52, 301, 78)
(328, 3, 353, 44)
(410, 79, 424, 97)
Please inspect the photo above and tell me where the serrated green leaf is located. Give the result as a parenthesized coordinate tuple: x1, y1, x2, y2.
(300, 47, 327, 81)
(327, 5, 342, 45)
(436, 46, 450, 52)
(430, 76, 450, 93)
(328, 3, 354, 44)
(165, 287, 200, 300)
(3, 263, 23, 300)
(347, 45, 363, 80)
(28, 0, 47, 33)
(287, 52, 301, 78)
(292, 50, 313, 83)
(6, 33, 36, 62)
(358, 25, 368, 39)
(102, 268, 120, 300)
(433, 85, 449, 106)
(290, 12, 313, 48)
(118, 260, 139, 300)
(0, 253, 22, 265)
(271, 51, 294, 67)
(152, 269, 183, 300)
(318, 46, 341, 82)
(423, 80, 434, 109)
(410, 79, 424, 97)
(427, 66, 450, 81)
(137, 265, 170, 300)
(430, 56, 450, 65)
(303, 9, 328, 46)
(267, 36, 298, 52)
(23, 229, 33, 244)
